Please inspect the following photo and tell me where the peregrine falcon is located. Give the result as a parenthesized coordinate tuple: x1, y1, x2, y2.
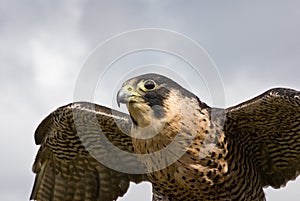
(31, 73, 300, 201)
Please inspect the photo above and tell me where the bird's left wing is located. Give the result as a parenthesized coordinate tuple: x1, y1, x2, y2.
(225, 88, 300, 188)
(30, 102, 148, 201)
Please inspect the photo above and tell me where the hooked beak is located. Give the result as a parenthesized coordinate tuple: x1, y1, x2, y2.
(117, 84, 141, 107)
(117, 87, 132, 107)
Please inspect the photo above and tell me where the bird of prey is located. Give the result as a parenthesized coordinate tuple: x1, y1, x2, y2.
(31, 73, 300, 201)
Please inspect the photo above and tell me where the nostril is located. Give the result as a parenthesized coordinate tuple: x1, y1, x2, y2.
(127, 86, 133, 92)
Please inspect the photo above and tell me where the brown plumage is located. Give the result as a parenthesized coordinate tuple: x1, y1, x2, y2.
(30, 103, 149, 201)
(31, 73, 300, 201)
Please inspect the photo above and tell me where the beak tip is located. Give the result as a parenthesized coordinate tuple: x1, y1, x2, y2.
(116, 91, 121, 107)
(117, 89, 128, 107)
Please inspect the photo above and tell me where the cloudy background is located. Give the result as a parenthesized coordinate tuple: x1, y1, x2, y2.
(1, 1, 300, 200)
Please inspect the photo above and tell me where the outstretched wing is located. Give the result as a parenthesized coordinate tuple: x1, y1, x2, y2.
(226, 88, 300, 188)
(30, 102, 148, 201)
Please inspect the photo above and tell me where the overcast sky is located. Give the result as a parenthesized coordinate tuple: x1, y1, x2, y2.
(1, 1, 300, 200)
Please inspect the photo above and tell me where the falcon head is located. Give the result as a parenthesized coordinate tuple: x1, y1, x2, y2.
(117, 73, 201, 128)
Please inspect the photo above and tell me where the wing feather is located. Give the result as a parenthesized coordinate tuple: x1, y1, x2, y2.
(226, 88, 300, 188)
(30, 102, 148, 201)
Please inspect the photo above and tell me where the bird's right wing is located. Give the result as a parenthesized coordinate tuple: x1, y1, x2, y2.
(30, 102, 149, 201)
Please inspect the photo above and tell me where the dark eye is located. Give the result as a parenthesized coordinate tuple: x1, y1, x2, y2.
(144, 80, 156, 90)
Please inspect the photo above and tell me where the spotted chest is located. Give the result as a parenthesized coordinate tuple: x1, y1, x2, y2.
(131, 107, 232, 200)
